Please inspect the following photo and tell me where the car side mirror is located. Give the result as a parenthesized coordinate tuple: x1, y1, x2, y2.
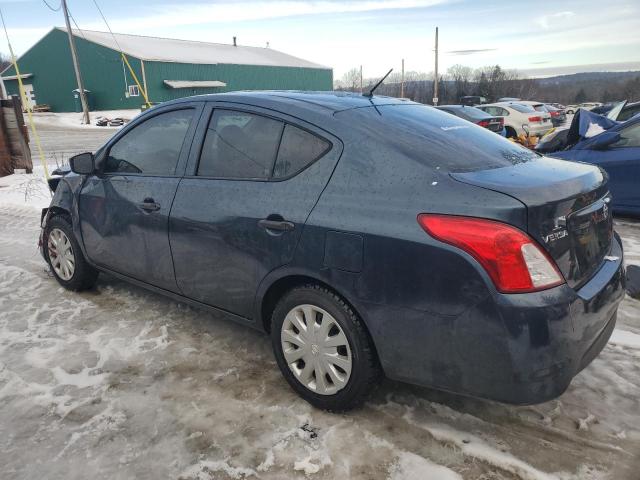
(589, 131, 620, 150)
(69, 152, 95, 174)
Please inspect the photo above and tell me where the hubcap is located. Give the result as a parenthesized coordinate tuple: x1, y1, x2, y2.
(47, 228, 75, 281)
(280, 304, 352, 395)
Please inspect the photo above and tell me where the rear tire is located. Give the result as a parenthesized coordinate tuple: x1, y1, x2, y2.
(44, 215, 98, 291)
(270, 284, 381, 411)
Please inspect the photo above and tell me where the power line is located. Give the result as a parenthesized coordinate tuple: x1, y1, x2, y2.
(91, 0, 151, 106)
(42, 0, 62, 12)
(91, 0, 122, 52)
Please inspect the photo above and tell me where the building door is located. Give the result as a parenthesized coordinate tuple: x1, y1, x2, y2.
(22, 84, 36, 110)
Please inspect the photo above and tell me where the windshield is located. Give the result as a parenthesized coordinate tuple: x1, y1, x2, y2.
(339, 104, 538, 172)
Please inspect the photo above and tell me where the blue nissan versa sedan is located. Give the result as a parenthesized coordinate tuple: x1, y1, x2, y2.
(40, 92, 626, 411)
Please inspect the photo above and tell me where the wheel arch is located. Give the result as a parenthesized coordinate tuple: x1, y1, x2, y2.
(257, 271, 367, 332)
(257, 271, 382, 370)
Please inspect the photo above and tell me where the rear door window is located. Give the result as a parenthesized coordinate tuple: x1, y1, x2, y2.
(198, 110, 284, 179)
(273, 125, 330, 178)
(105, 109, 194, 175)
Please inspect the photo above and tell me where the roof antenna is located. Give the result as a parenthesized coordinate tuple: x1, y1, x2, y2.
(363, 68, 393, 97)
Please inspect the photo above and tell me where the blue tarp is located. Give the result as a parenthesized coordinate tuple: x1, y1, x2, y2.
(577, 109, 620, 138)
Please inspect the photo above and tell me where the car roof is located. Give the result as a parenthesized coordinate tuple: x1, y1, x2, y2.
(513, 100, 544, 106)
(161, 90, 415, 114)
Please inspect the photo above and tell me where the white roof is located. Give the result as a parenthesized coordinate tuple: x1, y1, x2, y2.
(60, 28, 329, 70)
(164, 80, 227, 88)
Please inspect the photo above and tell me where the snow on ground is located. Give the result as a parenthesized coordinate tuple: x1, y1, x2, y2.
(0, 205, 639, 480)
(0, 125, 639, 479)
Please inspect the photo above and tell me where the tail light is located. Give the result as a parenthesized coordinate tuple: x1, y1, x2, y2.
(477, 120, 490, 127)
(528, 116, 543, 122)
(550, 111, 560, 117)
(417, 214, 564, 293)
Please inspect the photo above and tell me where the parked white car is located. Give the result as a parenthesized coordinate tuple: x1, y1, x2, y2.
(579, 102, 602, 111)
(477, 102, 552, 138)
(564, 104, 579, 114)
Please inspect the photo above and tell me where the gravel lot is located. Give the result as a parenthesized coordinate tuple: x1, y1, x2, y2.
(0, 119, 639, 479)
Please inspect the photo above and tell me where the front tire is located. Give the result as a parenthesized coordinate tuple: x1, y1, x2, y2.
(44, 215, 98, 291)
(271, 285, 381, 411)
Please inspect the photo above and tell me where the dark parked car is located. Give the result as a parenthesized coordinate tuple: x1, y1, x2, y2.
(436, 105, 504, 133)
(459, 95, 487, 106)
(542, 104, 567, 126)
(537, 108, 640, 216)
(40, 92, 625, 411)
(589, 100, 640, 121)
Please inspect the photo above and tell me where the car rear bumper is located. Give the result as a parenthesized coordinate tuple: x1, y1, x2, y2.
(369, 234, 625, 405)
(528, 122, 553, 136)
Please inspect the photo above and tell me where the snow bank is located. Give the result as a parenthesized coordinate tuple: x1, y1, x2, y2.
(0, 167, 51, 210)
(32, 109, 141, 130)
(609, 329, 640, 349)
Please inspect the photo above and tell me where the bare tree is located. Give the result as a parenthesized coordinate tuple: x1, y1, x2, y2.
(447, 64, 472, 101)
(341, 68, 361, 92)
(0, 52, 11, 72)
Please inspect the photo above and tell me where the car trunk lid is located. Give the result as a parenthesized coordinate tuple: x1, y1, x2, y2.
(451, 156, 613, 289)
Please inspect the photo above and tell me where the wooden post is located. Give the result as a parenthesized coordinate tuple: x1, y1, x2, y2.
(62, 0, 90, 124)
(401, 59, 405, 98)
(4, 97, 32, 173)
(0, 105, 11, 176)
(433, 27, 439, 106)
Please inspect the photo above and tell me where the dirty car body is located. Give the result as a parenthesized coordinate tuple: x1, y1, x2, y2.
(41, 92, 625, 407)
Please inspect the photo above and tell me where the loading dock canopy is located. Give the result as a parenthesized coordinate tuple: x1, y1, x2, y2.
(1, 73, 33, 81)
(164, 80, 227, 89)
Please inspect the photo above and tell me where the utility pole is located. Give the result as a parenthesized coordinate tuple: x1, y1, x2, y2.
(62, 0, 90, 124)
(401, 59, 405, 98)
(433, 27, 439, 106)
(359, 65, 363, 94)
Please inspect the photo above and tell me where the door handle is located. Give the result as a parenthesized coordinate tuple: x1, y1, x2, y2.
(258, 219, 295, 232)
(138, 198, 160, 212)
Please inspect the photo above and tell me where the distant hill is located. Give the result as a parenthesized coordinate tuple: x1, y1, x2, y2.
(538, 71, 640, 85)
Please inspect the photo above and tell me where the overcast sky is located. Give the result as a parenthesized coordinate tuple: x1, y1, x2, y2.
(1, 0, 639, 79)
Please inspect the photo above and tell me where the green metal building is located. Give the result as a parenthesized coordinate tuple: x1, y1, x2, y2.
(1, 28, 333, 112)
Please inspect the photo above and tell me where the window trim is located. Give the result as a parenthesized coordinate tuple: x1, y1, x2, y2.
(192, 106, 333, 182)
(101, 106, 197, 178)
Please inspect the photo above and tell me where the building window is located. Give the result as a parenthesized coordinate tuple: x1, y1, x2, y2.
(128, 85, 140, 97)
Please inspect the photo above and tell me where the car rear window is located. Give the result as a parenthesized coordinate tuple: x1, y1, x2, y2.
(340, 104, 538, 172)
(458, 106, 491, 119)
(509, 103, 536, 113)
